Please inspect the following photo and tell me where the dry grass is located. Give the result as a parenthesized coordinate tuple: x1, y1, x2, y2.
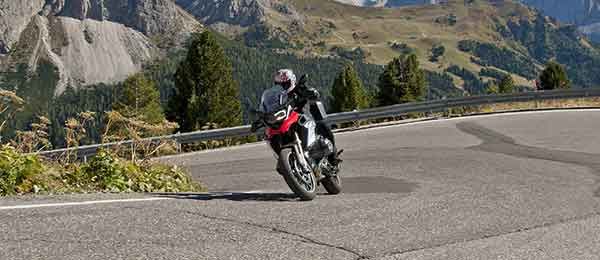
(448, 97, 600, 116)
(281, 0, 530, 67)
(481, 97, 600, 111)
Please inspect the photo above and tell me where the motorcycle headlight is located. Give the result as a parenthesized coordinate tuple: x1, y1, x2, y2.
(265, 109, 287, 126)
(274, 110, 287, 121)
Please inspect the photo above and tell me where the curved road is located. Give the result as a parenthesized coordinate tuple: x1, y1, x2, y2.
(2, 110, 600, 259)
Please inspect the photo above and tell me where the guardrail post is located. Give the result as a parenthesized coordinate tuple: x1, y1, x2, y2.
(443, 99, 450, 117)
(176, 141, 182, 153)
(131, 142, 135, 162)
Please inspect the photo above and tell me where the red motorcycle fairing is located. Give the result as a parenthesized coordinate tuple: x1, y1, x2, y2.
(266, 111, 300, 138)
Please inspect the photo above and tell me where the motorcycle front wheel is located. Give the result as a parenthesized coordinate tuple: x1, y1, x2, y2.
(322, 174, 342, 195)
(279, 148, 317, 201)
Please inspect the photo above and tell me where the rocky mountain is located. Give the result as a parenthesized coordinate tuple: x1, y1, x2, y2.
(518, 0, 600, 41)
(333, 0, 441, 7)
(332, 0, 387, 7)
(185, 0, 600, 91)
(330, 0, 600, 41)
(174, 0, 269, 26)
(519, 0, 600, 23)
(174, 0, 303, 36)
(0, 0, 199, 94)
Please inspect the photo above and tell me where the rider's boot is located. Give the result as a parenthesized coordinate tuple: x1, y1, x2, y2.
(330, 149, 344, 166)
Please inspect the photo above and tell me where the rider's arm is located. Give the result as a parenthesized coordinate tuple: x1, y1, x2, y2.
(295, 79, 320, 101)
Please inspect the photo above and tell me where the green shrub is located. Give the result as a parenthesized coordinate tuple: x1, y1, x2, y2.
(430, 45, 445, 62)
(79, 150, 202, 193)
(0, 145, 45, 195)
(0, 147, 203, 196)
(479, 67, 508, 80)
(457, 40, 537, 79)
(81, 150, 130, 191)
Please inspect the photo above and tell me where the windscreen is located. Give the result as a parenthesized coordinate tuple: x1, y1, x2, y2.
(260, 86, 288, 113)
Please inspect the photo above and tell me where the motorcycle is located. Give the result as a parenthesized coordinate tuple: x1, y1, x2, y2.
(251, 77, 342, 201)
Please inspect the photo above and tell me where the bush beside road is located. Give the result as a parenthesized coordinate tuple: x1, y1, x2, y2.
(0, 147, 203, 196)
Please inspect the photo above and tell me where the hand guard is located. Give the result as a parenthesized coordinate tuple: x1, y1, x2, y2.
(250, 120, 263, 133)
(307, 88, 320, 100)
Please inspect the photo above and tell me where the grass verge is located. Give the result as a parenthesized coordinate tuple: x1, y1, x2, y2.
(447, 97, 600, 116)
(335, 97, 600, 131)
(0, 146, 204, 196)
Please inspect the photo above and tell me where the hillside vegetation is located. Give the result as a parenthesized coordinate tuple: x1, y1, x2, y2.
(219, 0, 600, 90)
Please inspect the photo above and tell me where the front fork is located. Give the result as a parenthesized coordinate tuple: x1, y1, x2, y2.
(273, 131, 319, 180)
(293, 132, 313, 174)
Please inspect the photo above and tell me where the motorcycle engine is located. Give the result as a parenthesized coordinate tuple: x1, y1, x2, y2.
(308, 136, 334, 160)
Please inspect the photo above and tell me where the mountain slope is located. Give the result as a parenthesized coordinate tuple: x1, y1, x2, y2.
(519, 0, 600, 23)
(333, 0, 441, 7)
(174, 0, 269, 26)
(332, 0, 387, 7)
(518, 0, 600, 41)
(0, 0, 200, 95)
(184, 0, 600, 90)
(0, 0, 45, 55)
(331, 0, 600, 42)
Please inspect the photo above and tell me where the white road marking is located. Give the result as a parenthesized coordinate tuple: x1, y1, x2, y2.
(0, 197, 171, 211)
(244, 190, 264, 193)
(0, 191, 285, 211)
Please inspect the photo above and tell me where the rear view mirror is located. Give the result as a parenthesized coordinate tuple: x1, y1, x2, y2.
(298, 74, 308, 86)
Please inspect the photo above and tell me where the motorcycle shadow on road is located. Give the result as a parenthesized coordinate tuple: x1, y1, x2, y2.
(152, 176, 418, 202)
(152, 192, 301, 202)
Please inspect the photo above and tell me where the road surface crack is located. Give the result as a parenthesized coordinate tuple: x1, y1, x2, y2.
(455, 122, 600, 173)
(456, 122, 600, 176)
(378, 210, 600, 259)
(183, 210, 369, 260)
(456, 121, 600, 196)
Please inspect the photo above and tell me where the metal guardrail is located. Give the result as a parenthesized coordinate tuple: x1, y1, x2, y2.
(36, 88, 600, 159)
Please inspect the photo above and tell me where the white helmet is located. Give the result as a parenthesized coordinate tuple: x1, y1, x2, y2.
(274, 69, 296, 93)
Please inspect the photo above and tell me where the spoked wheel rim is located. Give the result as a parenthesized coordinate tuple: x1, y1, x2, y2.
(288, 152, 316, 193)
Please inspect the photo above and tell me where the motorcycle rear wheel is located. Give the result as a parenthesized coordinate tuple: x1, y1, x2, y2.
(280, 149, 317, 201)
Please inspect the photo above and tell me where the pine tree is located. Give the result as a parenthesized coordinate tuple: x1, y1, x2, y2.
(168, 30, 242, 132)
(377, 54, 426, 106)
(114, 73, 164, 124)
(498, 75, 515, 94)
(330, 63, 369, 113)
(539, 61, 570, 90)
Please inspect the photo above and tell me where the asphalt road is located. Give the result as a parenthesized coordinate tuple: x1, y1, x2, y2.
(2, 110, 600, 260)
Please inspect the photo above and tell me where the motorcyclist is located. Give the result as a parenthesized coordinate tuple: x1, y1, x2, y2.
(255, 69, 341, 165)
(273, 69, 320, 110)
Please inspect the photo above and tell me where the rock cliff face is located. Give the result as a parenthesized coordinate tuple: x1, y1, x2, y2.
(519, 0, 600, 41)
(174, 0, 268, 26)
(332, 0, 600, 41)
(0, 0, 45, 55)
(519, 0, 600, 24)
(43, 0, 198, 37)
(0, 0, 199, 94)
(332, 0, 439, 7)
(331, 0, 386, 7)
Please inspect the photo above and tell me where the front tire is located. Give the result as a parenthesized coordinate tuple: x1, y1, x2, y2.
(322, 174, 342, 195)
(279, 149, 317, 201)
